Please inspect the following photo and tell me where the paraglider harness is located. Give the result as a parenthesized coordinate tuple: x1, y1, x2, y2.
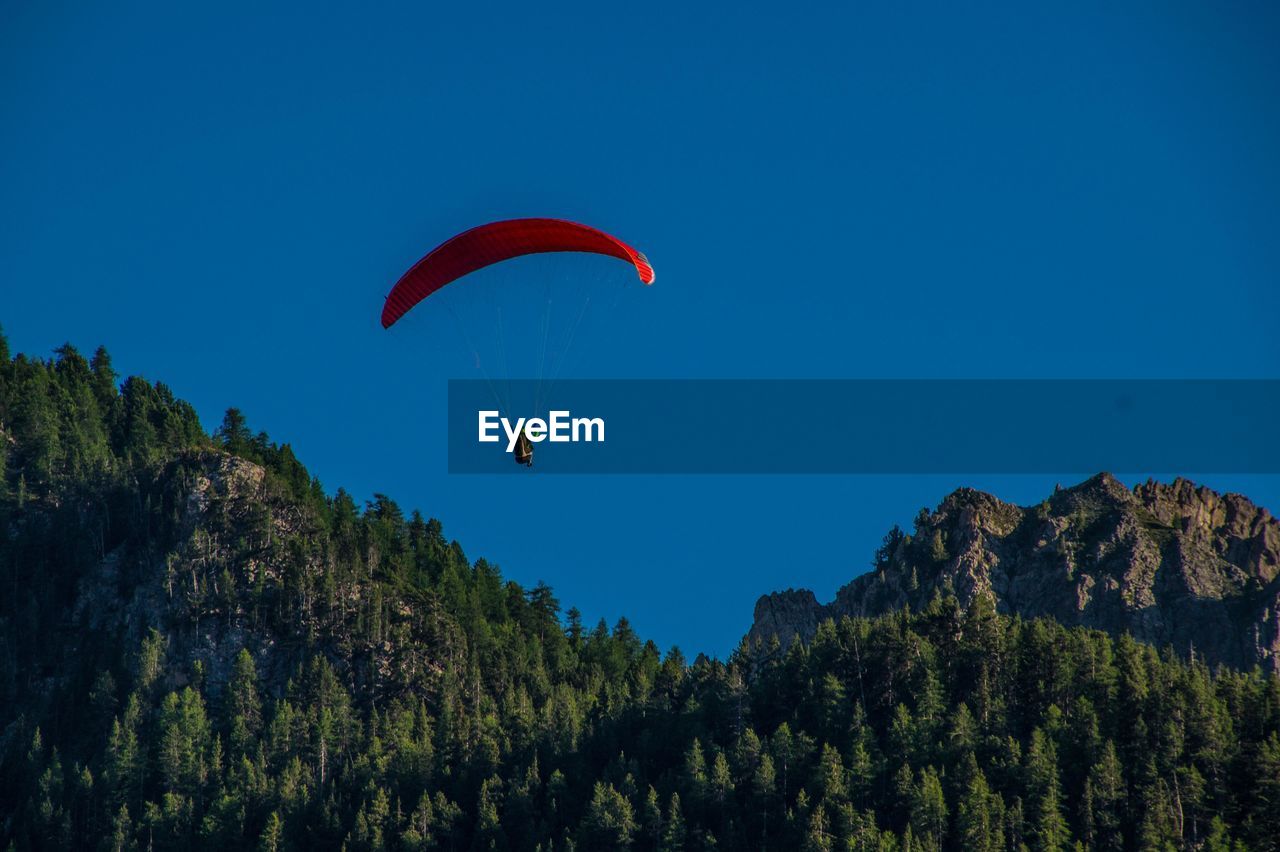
(514, 430, 534, 467)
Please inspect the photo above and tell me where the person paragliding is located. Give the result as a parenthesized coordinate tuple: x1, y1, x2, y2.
(513, 430, 534, 467)
(380, 218, 654, 469)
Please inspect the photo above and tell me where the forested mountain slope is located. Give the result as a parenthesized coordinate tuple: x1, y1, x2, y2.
(1, 330, 1278, 851)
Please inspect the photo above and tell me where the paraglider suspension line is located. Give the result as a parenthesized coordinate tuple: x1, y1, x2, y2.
(542, 294, 592, 408)
(444, 301, 508, 416)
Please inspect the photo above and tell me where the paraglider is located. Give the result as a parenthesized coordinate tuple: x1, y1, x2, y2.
(381, 218, 654, 469)
(381, 218, 654, 329)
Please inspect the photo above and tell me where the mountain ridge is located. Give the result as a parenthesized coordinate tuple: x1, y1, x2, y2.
(749, 472, 1280, 673)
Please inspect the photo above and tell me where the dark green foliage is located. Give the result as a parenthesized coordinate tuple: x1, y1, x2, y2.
(1, 337, 1278, 850)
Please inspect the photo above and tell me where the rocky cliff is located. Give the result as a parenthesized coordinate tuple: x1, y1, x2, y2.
(749, 473, 1280, 672)
(63, 451, 461, 704)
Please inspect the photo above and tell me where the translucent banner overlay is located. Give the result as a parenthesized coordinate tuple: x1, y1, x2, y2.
(447, 380, 1280, 474)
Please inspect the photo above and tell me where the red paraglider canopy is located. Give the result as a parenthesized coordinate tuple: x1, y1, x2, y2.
(381, 218, 654, 328)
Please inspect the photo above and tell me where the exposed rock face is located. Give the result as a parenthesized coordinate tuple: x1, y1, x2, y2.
(69, 453, 295, 698)
(749, 474, 1280, 673)
(70, 451, 457, 702)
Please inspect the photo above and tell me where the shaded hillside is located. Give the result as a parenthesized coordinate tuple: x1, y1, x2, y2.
(3, 330, 1279, 851)
(750, 474, 1280, 674)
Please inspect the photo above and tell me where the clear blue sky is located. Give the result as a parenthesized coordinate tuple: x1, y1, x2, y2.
(3, 2, 1278, 656)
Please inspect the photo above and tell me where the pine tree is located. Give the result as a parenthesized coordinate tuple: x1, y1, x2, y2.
(890, 704, 916, 767)
(1138, 776, 1180, 851)
(848, 738, 873, 809)
(216, 408, 253, 457)
(580, 781, 636, 851)
(753, 752, 777, 845)
(802, 803, 832, 852)
(157, 687, 211, 798)
(89, 345, 117, 411)
(814, 743, 847, 805)
(946, 702, 977, 761)
(1203, 815, 1234, 852)
(660, 793, 687, 852)
(684, 739, 708, 812)
(258, 811, 283, 852)
(1244, 732, 1280, 850)
(771, 723, 795, 801)
(893, 761, 916, 832)
(819, 673, 847, 741)
(227, 649, 262, 756)
(105, 700, 142, 810)
(958, 761, 1003, 852)
(710, 750, 734, 832)
(136, 629, 166, 696)
(109, 803, 135, 852)
(1086, 740, 1125, 851)
(474, 775, 505, 851)
(1026, 729, 1070, 851)
(909, 767, 947, 852)
(640, 786, 663, 848)
(402, 791, 435, 849)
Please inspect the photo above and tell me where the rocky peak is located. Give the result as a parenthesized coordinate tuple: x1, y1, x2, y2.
(748, 474, 1280, 673)
(751, 589, 824, 649)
